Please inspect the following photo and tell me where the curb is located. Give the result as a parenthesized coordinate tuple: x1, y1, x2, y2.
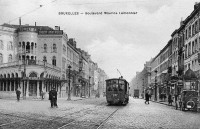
(151, 100, 176, 107)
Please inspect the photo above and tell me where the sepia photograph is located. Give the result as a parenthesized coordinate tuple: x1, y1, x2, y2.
(0, 0, 200, 128)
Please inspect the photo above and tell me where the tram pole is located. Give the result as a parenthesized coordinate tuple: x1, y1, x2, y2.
(89, 76, 91, 98)
(67, 65, 72, 100)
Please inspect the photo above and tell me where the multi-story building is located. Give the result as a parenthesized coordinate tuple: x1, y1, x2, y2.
(150, 52, 160, 101)
(184, 3, 200, 75)
(0, 23, 65, 99)
(132, 2, 200, 101)
(0, 22, 107, 99)
(67, 38, 80, 97)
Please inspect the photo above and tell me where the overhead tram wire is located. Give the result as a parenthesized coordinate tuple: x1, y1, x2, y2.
(5, 0, 145, 24)
(63, 0, 146, 5)
(5, 0, 58, 24)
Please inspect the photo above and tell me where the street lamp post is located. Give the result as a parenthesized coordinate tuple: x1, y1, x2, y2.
(89, 76, 91, 98)
(67, 65, 72, 100)
(155, 70, 158, 101)
(142, 79, 144, 99)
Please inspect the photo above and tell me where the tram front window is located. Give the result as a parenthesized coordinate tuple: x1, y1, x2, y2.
(108, 86, 113, 91)
(113, 84, 118, 91)
(119, 80, 125, 91)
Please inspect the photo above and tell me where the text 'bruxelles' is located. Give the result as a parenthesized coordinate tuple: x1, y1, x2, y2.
(58, 11, 138, 15)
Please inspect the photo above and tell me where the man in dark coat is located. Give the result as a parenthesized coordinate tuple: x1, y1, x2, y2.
(16, 89, 21, 101)
(49, 87, 58, 108)
(145, 92, 150, 104)
(168, 93, 173, 106)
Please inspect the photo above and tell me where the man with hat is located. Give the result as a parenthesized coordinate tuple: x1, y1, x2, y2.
(49, 87, 58, 108)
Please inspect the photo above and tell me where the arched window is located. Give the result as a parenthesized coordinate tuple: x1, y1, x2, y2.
(8, 54, 12, 62)
(10, 41, 13, 50)
(44, 44, 47, 52)
(19, 42, 21, 47)
(52, 56, 56, 66)
(0, 40, 3, 50)
(0, 53, 3, 64)
(29, 72, 37, 78)
(43, 56, 47, 62)
(63, 45, 66, 54)
(19, 55, 21, 60)
(53, 44, 57, 52)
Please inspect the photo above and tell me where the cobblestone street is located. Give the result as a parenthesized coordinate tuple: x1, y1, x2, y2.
(0, 97, 199, 129)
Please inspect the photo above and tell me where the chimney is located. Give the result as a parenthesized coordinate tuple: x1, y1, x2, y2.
(194, 2, 199, 10)
(55, 26, 60, 30)
(19, 17, 21, 26)
(35, 22, 36, 26)
(180, 17, 184, 26)
(73, 41, 76, 48)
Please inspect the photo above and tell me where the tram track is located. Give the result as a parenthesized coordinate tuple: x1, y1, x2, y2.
(57, 103, 106, 129)
(96, 108, 119, 129)
(0, 101, 106, 128)
(57, 106, 120, 129)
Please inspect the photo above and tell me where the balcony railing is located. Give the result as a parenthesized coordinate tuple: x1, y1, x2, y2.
(0, 60, 61, 71)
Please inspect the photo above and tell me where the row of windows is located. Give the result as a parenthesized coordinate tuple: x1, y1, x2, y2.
(185, 19, 200, 40)
(172, 37, 178, 50)
(0, 40, 13, 50)
(43, 44, 57, 53)
(19, 42, 36, 47)
(160, 51, 168, 63)
(0, 53, 12, 64)
(185, 37, 199, 58)
(184, 59, 199, 72)
(43, 56, 56, 66)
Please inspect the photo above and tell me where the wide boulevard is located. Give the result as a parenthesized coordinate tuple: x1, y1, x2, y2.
(0, 97, 199, 129)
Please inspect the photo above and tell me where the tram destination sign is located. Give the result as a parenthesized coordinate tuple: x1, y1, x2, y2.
(38, 30, 63, 35)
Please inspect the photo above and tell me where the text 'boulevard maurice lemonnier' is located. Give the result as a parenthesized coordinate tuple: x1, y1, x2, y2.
(58, 11, 138, 15)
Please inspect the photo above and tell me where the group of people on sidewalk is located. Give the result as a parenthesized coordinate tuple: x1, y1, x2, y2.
(144, 91, 174, 106)
(15, 87, 58, 108)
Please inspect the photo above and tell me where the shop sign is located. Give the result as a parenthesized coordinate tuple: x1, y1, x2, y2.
(38, 30, 63, 35)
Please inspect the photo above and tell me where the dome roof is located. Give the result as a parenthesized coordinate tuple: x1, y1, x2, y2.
(183, 68, 197, 80)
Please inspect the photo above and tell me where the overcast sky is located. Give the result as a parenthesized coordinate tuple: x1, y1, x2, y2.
(0, 0, 198, 82)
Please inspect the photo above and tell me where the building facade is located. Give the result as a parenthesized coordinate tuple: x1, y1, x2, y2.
(131, 2, 200, 101)
(0, 23, 108, 99)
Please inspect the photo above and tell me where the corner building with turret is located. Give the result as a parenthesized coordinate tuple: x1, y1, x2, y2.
(0, 23, 82, 99)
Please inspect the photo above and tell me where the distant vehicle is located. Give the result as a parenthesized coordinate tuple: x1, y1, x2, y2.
(134, 89, 139, 98)
(106, 78, 129, 105)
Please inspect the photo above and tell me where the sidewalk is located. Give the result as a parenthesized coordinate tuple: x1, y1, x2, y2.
(151, 100, 176, 107)
(0, 96, 91, 101)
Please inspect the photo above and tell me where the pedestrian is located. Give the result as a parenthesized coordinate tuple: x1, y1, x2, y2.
(164, 94, 166, 101)
(149, 93, 152, 100)
(16, 88, 21, 101)
(145, 92, 150, 104)
(168, 93, 173, 106)
(41, 90, 45, 100)
(49, 87, 58, 108)
(175, 94, 179, 110)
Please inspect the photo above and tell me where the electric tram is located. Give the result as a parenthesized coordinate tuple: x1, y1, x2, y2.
(105, 77, 129, 105)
